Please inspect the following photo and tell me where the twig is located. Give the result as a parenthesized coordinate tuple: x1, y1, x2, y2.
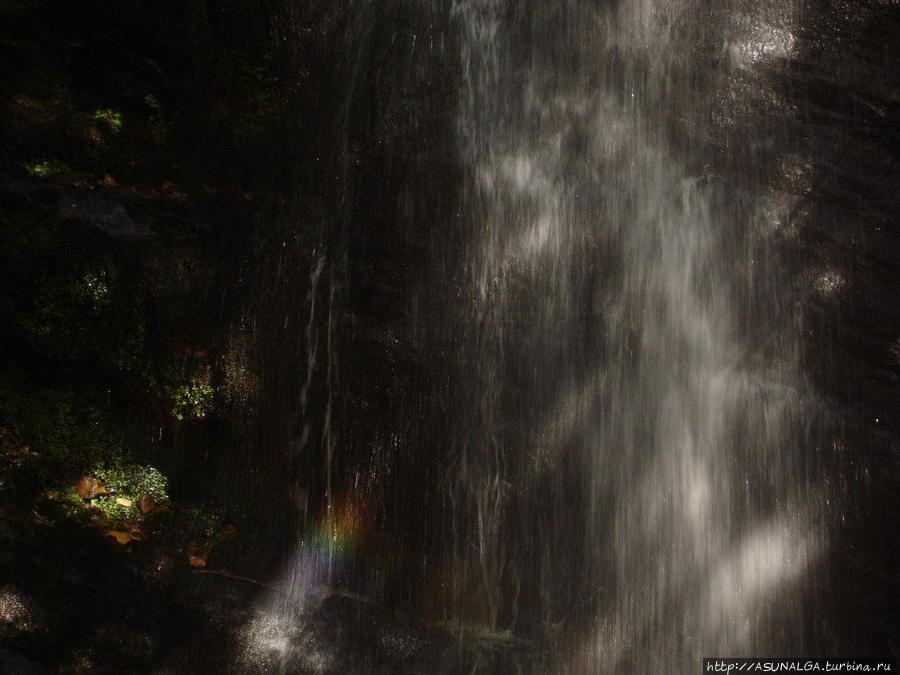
(191, 568, 278, 591)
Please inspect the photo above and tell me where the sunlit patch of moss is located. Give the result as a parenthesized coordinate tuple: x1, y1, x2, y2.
(93, 109, 123, 134)
(170, 379, 214, 421)
(57, 486, 87, 513)
(24, 159, 72, 178)
(91, 461, 168, 502)
(51, 486, 104, 526)
(67, 461, 170, 522)
(90, 495, 134, 520)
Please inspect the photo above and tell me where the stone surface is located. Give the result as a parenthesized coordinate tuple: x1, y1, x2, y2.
(75, 477, 107, 500)
(137, 494, 157, 514)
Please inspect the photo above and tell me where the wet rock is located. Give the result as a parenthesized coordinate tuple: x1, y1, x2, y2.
(88, 625, 156, 668)
(0, 650, 52, 675)
(0, 586, 44, 635)
(75, 476, 107, 500)
(58, 197, 154, 238)
(137, 494, 157, 514)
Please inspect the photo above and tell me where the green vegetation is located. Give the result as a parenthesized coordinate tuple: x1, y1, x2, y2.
(144, 94, 174, 145)
(166, 504, 221, 544)
(93, 109, 123, 134)
(24, 159, 72, 178)
(81, 271, 110, 310)
(93, 460, 168, 500)
(20, 266, 118, 362)
(0, 373, 122, 475)
(170, 379, 215, 421)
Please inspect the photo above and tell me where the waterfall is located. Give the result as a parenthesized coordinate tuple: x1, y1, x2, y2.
(449, 0, 825, 671)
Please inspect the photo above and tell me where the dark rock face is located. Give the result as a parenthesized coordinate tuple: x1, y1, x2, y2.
(0, 649, 53, 675)
(777, 1, 900, 656)
(59, 198, 154, 239)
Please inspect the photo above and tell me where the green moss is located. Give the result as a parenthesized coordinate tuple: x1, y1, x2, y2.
(179, 505, 220, 543)
(0, 374, 122, 474)
(57, 486, 88, 514)
(24, 159, 72, 178)
(20, 268, 114, 360)
(81, 271, 110, 311)
(144, 94, 174, 145)
(93, 109, 123, 134)
(90, 494, 133, 520)
(170, 379, 214, 421)
(91, 460, 168, 501)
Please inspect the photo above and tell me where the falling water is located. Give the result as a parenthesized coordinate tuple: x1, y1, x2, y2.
(230, 2, 833, 672)
(449, 0, 824, 672)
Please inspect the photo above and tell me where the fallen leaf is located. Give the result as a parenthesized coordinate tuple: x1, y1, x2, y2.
(105, 530, 142, 545)
(115, 497, 133, 507)
(186, 544, 209, 568)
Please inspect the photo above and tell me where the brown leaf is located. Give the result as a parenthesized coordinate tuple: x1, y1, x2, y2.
(186, 544, 209, 568)
(104, 530, 140, 545)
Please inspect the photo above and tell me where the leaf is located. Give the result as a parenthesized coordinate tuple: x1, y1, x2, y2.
(186, 544, 209, 568)
(104, 529, 143, 545)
